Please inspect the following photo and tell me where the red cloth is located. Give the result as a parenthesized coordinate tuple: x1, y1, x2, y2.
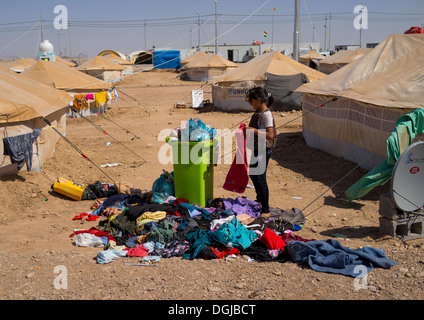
(173, 198, 189, 205)
(69, 227, 109, 238)
(72, 212, 101, 221)
(223, 123, 249, 193)
(125, 244, 149, 257)
(211, 247, 241, 259)
(259, 228, 286, 251)
(281, 232, 314, 244)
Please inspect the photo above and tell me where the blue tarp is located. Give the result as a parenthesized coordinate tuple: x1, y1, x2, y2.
(153, 50, 181, 69)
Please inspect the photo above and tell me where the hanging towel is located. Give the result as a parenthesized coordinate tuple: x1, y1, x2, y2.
(73, 95, 87, 109)
(223, 123, 248, 193)
(3, 129, 42, 171)
(95, 91, 108, 106)
(85, 93, 95, 101)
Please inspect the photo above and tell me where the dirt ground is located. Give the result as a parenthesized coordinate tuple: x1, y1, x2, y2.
(0, 68, 423, 305)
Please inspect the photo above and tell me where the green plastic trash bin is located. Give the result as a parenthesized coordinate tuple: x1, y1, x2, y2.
(168, 139, 218, 207)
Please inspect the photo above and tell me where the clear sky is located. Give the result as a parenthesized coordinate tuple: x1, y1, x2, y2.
(0, 0, 423, 59)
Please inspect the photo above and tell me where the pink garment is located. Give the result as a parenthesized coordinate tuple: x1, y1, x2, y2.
(223, 123, 248, 193)
(86, 93, 95, 101)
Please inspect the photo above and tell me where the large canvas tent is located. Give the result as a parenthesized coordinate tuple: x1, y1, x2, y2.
(210, 51, 326, 112)
(77, 56, 125, 83)
(21, 60, 112, 117)
(8, 58, 37, 73)
(318, 48, 372, 74)
(184, 53, 238, 81)
(296, 34, 424, 172)
(0, 66, 72, 176)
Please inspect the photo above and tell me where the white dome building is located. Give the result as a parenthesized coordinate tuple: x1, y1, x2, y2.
(37, 40, 56, 62)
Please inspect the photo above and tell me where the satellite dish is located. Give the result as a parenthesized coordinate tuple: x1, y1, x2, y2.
(391, 141, 424, 212)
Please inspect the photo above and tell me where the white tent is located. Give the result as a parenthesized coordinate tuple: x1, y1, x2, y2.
(296, 34, 424, 170)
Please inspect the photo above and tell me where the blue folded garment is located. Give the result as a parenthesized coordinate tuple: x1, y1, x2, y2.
(287, 239, 397, 277)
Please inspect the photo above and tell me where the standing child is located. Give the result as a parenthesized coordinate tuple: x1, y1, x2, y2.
(244, 87, 277, 217)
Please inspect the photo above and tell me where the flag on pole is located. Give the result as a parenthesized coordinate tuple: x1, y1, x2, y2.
(264, 31, 268, 38)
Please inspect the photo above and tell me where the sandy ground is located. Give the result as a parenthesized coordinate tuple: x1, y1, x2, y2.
(0, 68, 423, 307)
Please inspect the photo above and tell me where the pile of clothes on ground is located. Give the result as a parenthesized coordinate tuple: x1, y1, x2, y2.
(70, 192, 397, 277)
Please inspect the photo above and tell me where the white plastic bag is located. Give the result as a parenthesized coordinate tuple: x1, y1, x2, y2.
(74, 233, 104, 247)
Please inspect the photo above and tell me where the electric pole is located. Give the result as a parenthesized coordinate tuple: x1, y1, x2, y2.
(293, 0, 300, 61)
(215, 0, 218, 54)
(197, 12, 201, 51)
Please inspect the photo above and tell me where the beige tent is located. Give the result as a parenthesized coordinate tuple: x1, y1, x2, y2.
(21, 60, 112, 117)
(318, 48, 372, 74)
(296, 34, 424, 170)
(77, 56, 125, 83)
(181, 51, 206, 68)
(210, 51, 326, 112)
(0, 66, 72, 176)
(56, 56, 76, 67)
(103, 54, 133, 76)
(298, 49, 324, 68)
(185, 53, 238, 81)
(8, 58, 37, 73)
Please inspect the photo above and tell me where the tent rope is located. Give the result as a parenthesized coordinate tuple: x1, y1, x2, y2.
(70, 107, 148, 167)
(42, 117, 117, 185)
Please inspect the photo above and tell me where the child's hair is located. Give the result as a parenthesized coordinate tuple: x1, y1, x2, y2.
(245, 87, 274, 108)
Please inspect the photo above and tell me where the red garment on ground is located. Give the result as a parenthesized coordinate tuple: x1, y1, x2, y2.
(211, 247, 241, 259)
(259, 228, 286, 251)
(72, 212, 101, 221)
(223, 123, 249, 193)
(69, 227, 109, 238)
(281, 232, 314, 244)
(125, 244, 149, 257)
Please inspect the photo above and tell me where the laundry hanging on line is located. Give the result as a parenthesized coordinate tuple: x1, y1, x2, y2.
(2, 129, 42, 171)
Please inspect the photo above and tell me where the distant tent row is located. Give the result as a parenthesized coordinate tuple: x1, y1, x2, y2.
(8, 56, 75, 73)
(296, 34, 424, 171)
(209, 51, 326, 112)
(0, 66, 72, 176)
